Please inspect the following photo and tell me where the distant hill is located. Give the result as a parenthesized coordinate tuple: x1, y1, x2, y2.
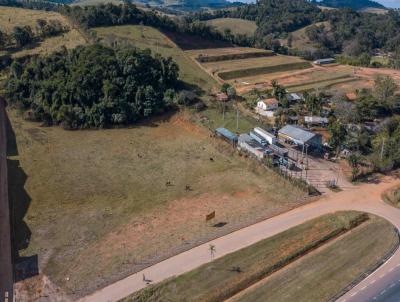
(132, 0, 242, 10)
(313, 0, 385, 10)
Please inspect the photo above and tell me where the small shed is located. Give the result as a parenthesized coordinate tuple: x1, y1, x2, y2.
(304, 116, 329, 126)
(345, 92, 357, 101)
(313, 58, 335, 65)
(216, 92, 229, 102)
(278, 125, 322, 149)
(287, 93, 303, 102)
(238, 134, 265, 160)
(215, 127, 238, 145)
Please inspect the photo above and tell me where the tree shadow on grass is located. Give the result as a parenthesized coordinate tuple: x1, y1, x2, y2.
(5, 112, 38, 282)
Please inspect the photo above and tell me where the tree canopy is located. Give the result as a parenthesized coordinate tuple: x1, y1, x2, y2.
(6, 44, 179, 129)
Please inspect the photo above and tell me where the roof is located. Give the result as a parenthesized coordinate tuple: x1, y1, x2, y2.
(314, 58, 335, 63)
(304, 116, 329, 124)
(288, 93, 302, 101)
(216, 92, 228, 102)
(216, 128, 237, 141)
(238, 133, 253, 143)
(346, 92, 357, 101)
(278, 125, 316, 143)
(260, 98, 278, 106)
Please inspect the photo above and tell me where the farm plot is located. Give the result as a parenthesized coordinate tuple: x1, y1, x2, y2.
(188, 50, 312, 85)
(8, 110, 307, 299)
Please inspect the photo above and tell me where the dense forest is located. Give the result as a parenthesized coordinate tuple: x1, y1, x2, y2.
(6, 44, 179, 129)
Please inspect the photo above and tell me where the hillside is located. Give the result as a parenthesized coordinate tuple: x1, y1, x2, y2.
(0, 6, 87, 58)
(314, 0, 385, 10)
(206, 18, 257, 37)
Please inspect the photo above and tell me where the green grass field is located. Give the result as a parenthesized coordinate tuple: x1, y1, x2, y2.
(206, 18, 258, 37)
(8, 109, 307, 298)
(279, 22, 330, 52)
(124, 212, 398, 302)
(233, 215, 398, 302)
(93, 25, 218, 94)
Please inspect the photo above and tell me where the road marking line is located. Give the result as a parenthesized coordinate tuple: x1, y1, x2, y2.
(389, 267, 394, 272)
(381, 289, 386, 295)
(390, 283, 396, 288)
(379, 274, 385, 278)
(350, 292, 358, 297)
(361, 286, 367, 291)
(371, 279, 376, 284)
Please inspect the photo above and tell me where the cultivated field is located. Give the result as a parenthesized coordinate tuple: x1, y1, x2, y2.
(8, 109, 308, 299)
(124, 212, 398, 302)
(186, 48, 312, 86)
(206, 18, 258, 37)
(0, 6, 87, 58)
(94, 25, 219, 93)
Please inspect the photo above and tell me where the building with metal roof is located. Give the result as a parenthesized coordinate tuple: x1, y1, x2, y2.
(215, 127, 238, 145)
(313, 58, 335, 65)
(278, 125, 322, 149)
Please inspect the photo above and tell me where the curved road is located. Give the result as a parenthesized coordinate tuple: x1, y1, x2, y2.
(79, 176, 400, 302)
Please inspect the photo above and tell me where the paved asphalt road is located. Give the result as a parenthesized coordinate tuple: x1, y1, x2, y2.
(79, 176, 400, 302)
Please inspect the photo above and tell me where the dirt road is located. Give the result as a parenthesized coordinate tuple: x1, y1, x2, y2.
(78, 176, 400, 302)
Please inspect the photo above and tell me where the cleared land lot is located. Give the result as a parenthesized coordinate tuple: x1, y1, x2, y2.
(0, 6, 87, 58)
(205, 18, 258, 37)
(232, 215, 398, 302)
(94, 25, 218, 93)
(8, 110, 307, 298)
(124, 212, 398, 302)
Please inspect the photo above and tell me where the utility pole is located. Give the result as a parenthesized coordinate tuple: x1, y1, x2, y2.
(236, 102, 239, 131)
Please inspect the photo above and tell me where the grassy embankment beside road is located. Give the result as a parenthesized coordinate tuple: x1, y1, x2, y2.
(124, 212, 399, 302)
(384, 186, 400, 208)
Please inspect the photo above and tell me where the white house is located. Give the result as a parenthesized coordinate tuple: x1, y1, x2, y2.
(257, 98, 279, 111)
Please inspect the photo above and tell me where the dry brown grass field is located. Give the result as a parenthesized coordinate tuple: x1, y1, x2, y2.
(0, 6, 87, 58)
(205, 18, 258, 37)
(8, 109, 308, 299)
(0, 6, 68, 33)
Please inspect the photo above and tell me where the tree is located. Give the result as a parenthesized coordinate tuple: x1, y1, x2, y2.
(221, 83, 231, 94)
(328, 119, 347, 152)
(271, 80, 287, 108)
(12, 26, 33, 48)
(304, 92, 322, 115)
(347, 153, 361, 181)
(374, 75, 398, 104)
(227, 87, 237, 100)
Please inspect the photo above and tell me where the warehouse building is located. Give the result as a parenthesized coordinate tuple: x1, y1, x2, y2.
(278, 125, 322, 149)
(215, 127, 238, 146)
(238, 134, 266, 160)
